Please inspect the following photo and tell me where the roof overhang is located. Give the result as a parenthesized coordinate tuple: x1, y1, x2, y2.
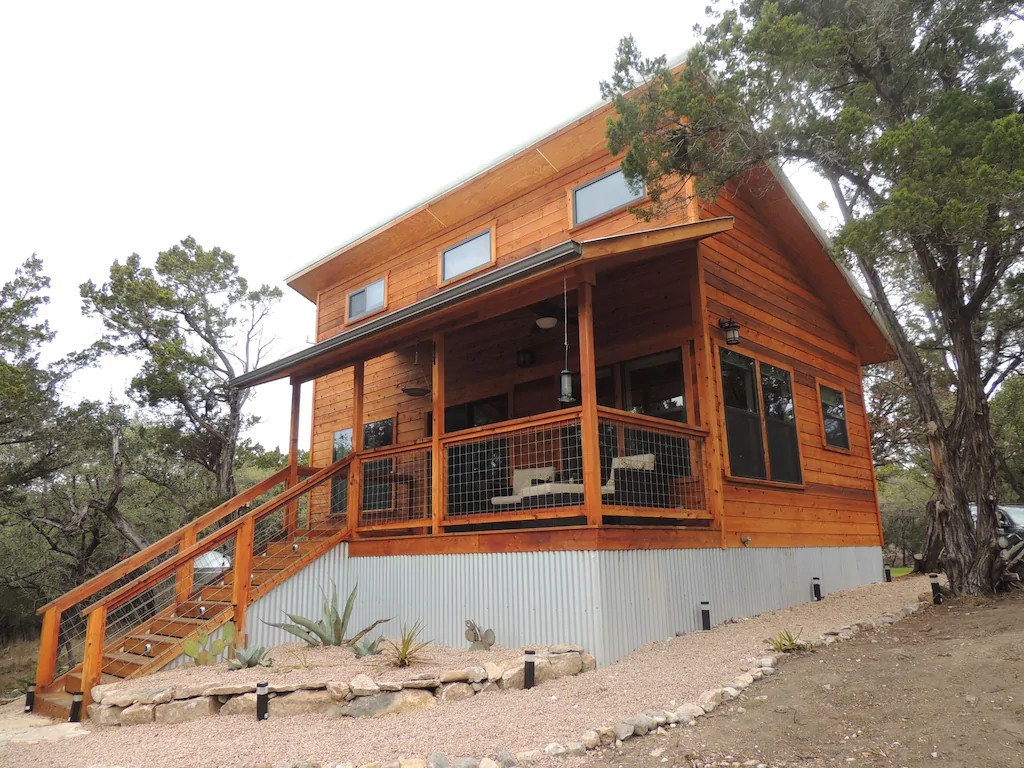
(232, 217, 735, 389)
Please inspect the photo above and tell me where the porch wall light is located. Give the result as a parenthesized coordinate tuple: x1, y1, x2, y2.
(718, 318, 741, 345)
(535, 315, 558, 330)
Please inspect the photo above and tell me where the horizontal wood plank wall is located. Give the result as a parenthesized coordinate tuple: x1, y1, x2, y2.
(700, 191, 882, 549)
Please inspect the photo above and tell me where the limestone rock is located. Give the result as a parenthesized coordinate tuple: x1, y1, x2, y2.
(220, 693, 257, 716)
(581, 730, 600, 749)
(734, 672, 755, 687)
(428, 753, 449, 768)
(104, 687, 174, 708)
(596, 725, 616, 744)
(478, 759, 499, 768)
(439, 669, 470, 683)
(399, 759, 427, 768)
(156, 696, 219, 724)
(379, 682, 403, 692)
(564, 742, 586, 756)
(697, 688, 724, 712)
(203, 682, 255, 697)
(544, 743, 566, 756)
(465, 666, 487, 683)
(499, 658, 552, 689)
(647, 710, 667, 726)
(613, 721, 635, 741)
(402, 678, 439, 689)
(548, 643, 583, 654)
(721, 686, 740, 701)
(340, 689, 435, 718)
(270, 689, 339, 717)
(437, 682, 475, 702)
(119, 703, 155, 726)
(483, 662, 504, 681)
(349, 674, 379, 696)
(749, 668, 763, 680)
(358, 762, 382, 768)
(90, 704, 124, 727)
(327, 681, 352, 701)
(580, 652, 597, 673)
(496, 752, 516, 768)
(761, 667, 776, 676)
(758, 656, 776, 668)
(548, 652, 582, 678)
(625, 714, 657, 736)
(662, 709, 679, 724)
(452, 759, 479, 768)
(676, 703, 705, 722)
(515, 753, 543, 764)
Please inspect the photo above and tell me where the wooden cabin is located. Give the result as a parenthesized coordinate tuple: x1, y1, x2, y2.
(32, 96, 892, 719)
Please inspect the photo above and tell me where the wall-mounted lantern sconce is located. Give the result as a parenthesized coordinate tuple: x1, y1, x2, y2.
(718, 318, 741, 345)
(516, 349, 535, 368)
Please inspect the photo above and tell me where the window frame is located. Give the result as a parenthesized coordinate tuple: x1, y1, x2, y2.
(716, 344, 805, 488)
(816, 378, 852, 453)
(345, 275, 388, 324)
(570, 166, 646, 228)
(438, 227, 496, 287)
(619, 348, 688, 424)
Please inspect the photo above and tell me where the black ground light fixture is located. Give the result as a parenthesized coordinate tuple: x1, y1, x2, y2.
(812, 576, 822, 601)
(24, 684, 35, 713)
(929, 573, 943, 605)
(884, 565, 892, 583)
(69, 691, 83, 722)
(718, 318, 741, 345)
(700, 600, 711, 631)
(256, 681, 269, 721)
(524, 649, 536, 689)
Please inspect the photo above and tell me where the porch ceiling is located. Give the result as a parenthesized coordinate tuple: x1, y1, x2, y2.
(230, 217, 735, 389)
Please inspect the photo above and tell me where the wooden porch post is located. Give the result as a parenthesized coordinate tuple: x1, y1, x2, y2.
(80, 606, 106, 707)
(232, 516, 255, 647)
(34, 607, 60, 691)
(690, 244, 726, 545)
(577, 276, 602, 527)
(347, 361, 365, 534)
(287, 379, 302, 530)
(431, 333, 446, 535)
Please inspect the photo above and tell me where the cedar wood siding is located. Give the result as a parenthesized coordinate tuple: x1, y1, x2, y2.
(306, 143, 882, 548)
(702, 192, 882, 549)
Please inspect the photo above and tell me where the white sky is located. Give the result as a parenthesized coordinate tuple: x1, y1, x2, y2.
(0, 1, 835, 453)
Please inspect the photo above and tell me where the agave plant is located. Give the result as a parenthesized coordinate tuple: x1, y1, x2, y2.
(351, 634, 384, 658)
(227, 644, 272, 670)
(264, 583, 390, 648)
(183, 621, 236, 666)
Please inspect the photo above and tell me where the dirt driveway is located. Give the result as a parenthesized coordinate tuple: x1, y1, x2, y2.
(587, 590, 1024, 768)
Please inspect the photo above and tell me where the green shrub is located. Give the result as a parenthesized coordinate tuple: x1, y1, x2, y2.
(264, 583, 390, 648)
(384, 619, 431, 667)
(768, 628, 807, 653)
(183, 621, 236, 666)
(227, 644, 272, 670)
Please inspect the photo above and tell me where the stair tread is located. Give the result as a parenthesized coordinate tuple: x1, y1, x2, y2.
(103, 651, 151, 664)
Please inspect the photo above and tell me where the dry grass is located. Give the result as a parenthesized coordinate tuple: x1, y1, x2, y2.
(0, 638, 37, 700)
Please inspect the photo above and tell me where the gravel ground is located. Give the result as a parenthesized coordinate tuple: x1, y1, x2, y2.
(1, 576, 928, 768)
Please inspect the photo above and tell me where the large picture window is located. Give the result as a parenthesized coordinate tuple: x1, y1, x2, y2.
(720, 349, 802, 484)
(819, 384, 850, 450)
(622, 350, 686, 423)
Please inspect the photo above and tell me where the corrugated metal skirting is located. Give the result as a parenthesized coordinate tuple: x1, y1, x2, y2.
(241, 544, 881, 666)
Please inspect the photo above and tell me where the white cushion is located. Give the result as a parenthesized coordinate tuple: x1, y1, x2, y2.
(611, 453, 656, 471)
(512, 466, 555, 495)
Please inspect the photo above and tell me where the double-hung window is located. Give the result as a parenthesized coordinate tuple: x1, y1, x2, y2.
(720, 348, 802, 484)
(347, 278, 386, 322)
(572, 167, 645, 226)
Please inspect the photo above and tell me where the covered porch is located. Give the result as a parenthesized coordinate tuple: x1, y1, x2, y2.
(236, 219, 734, 549)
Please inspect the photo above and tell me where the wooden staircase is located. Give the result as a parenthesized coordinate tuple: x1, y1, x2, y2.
(32, 460, 354, 721)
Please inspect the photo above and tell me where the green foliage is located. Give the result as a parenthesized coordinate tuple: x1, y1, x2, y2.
(264, 583, 390, 648)
(183, 621, 236, 666)
(384, 620, 431, 668)
(227, 644, 272, 670)
(991, 374, 1024, 502)
(351, 634, 384, 658)
(602, 1, 1024, 593)
(768, 628, 807, 653)
(80, 237, 282, 498)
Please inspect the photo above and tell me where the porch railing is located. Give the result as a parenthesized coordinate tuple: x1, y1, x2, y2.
(33, 466, 298, 694)
(352, 442, 433, 531)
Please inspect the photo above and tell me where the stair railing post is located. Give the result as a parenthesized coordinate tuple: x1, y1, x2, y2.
(80, 606, 107, 709)
(34, 606, 61, 691)
(174, 523, 198, 606)
(347, 456, 363, 534)
(232, 516, 255, 648)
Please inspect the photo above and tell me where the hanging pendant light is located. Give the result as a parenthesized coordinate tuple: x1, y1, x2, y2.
(401, 347, 431, 397)
(558, 276, 576, 404)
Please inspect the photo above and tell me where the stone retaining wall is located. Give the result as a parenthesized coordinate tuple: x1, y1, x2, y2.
(86, 645, 595, 727)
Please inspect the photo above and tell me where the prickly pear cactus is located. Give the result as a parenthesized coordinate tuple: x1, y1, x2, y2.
(465, 619, 495, 651)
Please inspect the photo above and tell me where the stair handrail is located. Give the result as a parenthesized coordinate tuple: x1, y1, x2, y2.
(82, 454, 354, 619)
(36, 466, 294, 616)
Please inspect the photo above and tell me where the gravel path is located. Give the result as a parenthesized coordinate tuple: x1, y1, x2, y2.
(1, 576, 927, 768)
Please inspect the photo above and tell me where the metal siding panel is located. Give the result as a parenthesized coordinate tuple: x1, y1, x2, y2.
(238, 543, 884, 668)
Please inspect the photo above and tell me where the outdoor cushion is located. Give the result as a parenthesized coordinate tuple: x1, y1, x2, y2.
(602, 453, 656, 493)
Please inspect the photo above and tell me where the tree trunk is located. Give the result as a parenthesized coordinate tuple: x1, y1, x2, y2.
(915, 498, 943, 573)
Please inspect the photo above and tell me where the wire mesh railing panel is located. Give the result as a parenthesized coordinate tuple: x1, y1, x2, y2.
(357, 447, 432, 527)
(598, 415, 707, 513)
(444, 416, 583, 518)
(104, 571, 179, 649)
